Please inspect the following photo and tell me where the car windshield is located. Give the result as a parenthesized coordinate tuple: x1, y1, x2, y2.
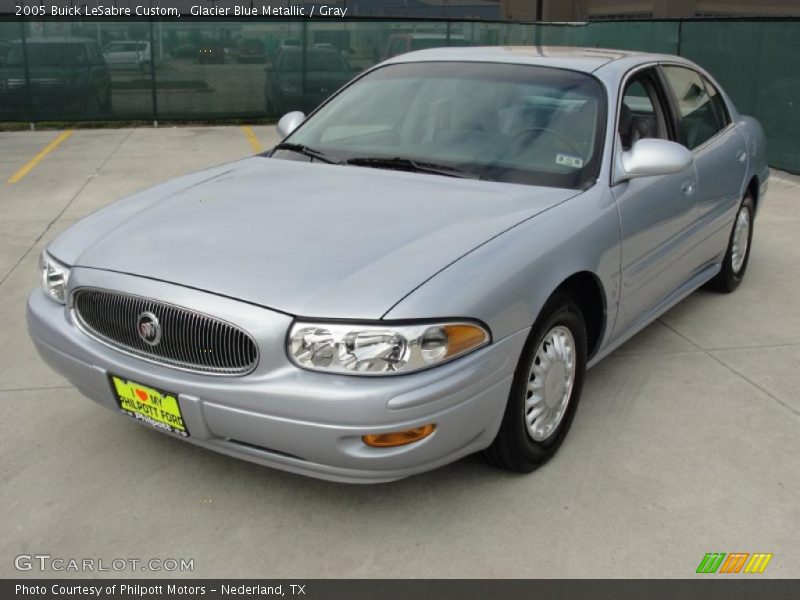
(7, 43, 87, 67)
(278, 62, 606, 189)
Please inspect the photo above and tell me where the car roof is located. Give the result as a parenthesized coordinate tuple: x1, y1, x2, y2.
(384, 45, 678, 73)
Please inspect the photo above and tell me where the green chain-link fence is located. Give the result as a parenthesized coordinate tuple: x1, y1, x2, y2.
(0, 19, 798, 172)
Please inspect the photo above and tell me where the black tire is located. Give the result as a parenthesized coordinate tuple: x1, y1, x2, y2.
(707, 193, 754, 293)
(484, 293, 587, 472)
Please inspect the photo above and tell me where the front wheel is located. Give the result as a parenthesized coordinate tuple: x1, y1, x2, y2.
(484, 294, 587, 472)
(707, 193, 754, 293)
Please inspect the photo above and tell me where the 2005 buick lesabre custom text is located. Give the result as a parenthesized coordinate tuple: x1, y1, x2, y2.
(28, 47, 768, 483)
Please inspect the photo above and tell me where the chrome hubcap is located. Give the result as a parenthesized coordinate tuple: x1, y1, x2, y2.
(731, 205, 751, 274)
(525, 325, 576, 442)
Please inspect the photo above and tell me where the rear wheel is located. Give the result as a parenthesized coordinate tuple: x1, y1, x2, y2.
(707, 193, 754, 293)
(485, 293, 587, 472)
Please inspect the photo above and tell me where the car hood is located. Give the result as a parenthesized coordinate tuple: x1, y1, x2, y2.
(50, 157, 576, 319)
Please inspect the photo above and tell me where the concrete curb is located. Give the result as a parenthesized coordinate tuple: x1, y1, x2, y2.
(770, 168, 800, 188)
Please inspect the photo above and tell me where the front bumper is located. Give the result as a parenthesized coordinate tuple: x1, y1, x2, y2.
(27, 268, 525, 483)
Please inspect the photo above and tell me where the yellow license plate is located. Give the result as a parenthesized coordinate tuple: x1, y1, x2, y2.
(110, 376, 189, 437)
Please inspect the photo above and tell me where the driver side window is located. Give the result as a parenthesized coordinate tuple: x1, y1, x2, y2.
(618, 73, 669, 151)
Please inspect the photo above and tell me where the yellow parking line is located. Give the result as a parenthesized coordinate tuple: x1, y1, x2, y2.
(6, 130, 74, 184)
(241, 126, 263, 154)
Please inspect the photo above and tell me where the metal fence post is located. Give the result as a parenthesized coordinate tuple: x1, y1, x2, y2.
(148, 13, 159, 126)
(19, 17, 35, 129)
(301, 20, 308, 113)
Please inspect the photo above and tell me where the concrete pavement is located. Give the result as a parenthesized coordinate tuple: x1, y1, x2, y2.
(0, 126, 798, 578)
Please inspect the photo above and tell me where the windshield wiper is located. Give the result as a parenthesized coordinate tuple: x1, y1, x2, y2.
(272, 142, 338, 164)
(343, 156, 487, 180)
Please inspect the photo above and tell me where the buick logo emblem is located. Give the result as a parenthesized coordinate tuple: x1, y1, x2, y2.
(137, 312, 162, 346)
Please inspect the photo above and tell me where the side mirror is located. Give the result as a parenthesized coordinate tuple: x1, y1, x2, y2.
(276, 111, 305, 139)
(619, 138, 693, 181)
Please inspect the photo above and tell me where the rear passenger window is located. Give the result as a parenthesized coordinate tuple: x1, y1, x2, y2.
(662, 66, 726, 150)
(703, 76, 730, 129)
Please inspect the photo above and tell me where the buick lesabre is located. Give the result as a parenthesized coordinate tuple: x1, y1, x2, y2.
(28, 47, 768, 482)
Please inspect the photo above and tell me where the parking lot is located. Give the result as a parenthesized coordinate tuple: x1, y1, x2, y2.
(1, 126, 798, 578)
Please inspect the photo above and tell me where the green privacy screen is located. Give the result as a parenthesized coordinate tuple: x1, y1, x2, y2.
(0, 19, 797, 172)
(679, 21, 800, 174)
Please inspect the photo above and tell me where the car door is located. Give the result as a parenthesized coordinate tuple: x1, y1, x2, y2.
(660, 65, 748, 268)
(611, 67, 700, 337)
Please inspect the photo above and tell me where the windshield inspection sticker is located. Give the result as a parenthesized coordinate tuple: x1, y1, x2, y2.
(556, 154, 584, 168)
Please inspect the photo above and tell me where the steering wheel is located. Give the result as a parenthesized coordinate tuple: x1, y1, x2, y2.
(508, 126, 583, 157)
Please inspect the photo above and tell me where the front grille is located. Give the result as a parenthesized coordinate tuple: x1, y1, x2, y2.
(72, 288, 258, 376)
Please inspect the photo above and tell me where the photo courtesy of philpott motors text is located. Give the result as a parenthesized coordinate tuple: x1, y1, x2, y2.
(15, 584, 215, 597)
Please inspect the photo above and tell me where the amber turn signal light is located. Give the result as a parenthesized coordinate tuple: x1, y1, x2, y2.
(362, 424, 436, 448)
(442, 324, 488, 359)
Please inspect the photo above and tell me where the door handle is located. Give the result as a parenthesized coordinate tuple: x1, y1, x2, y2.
(682, 178, 696, 196)
(737, 150, 747, 163)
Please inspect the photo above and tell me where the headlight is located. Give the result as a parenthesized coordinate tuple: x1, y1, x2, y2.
(288, 320, 490, 375)
(40, 251, 70, 304)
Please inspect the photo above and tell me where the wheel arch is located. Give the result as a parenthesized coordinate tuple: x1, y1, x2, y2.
(549, 270, 607, 360)
(746, 175, 760, 215)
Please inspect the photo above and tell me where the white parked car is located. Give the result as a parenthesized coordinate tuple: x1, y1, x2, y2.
(102, 41, 151, 69)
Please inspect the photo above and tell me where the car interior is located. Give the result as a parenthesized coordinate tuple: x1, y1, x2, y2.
(314, 76, 601, 177)
(618, 67, 728, 152)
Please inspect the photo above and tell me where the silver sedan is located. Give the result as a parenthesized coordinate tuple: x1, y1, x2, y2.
(28, 47, 768, 482)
